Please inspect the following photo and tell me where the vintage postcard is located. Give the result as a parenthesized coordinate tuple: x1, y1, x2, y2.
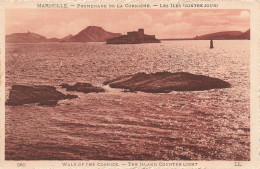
(0, 0, 260, 168)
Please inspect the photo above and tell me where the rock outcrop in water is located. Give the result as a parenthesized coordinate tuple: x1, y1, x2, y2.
(5, 85, 78, 106)
(38, 100, 58, 106)
(60, 82, 105, 93)
(103, 72, 231, 93)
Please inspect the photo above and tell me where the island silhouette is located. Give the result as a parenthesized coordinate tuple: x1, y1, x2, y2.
(5, 26, 250, 43)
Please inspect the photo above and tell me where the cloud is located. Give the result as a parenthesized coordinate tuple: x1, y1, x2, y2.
(239, 10, 250, 19)
(105, 11, 153, 33)
(191, 11, 226, 17)
(123, 11, 153, 27)
(149, 22, 191, 38)
(36, 18, 92, 38)
(5, 9, 250, 39)
(163, 11, 183, 20)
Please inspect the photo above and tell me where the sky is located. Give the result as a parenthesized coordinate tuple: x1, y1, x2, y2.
(5, 9, 250, 39)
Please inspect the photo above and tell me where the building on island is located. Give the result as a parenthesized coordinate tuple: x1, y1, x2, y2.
(106, 28, 160, 44)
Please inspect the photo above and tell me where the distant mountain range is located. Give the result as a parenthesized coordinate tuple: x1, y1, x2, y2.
(193, 29, 250, 40)
(6, 27, 250, 43)
(161, 29, 250, 41)
(6, 26, 121, 43)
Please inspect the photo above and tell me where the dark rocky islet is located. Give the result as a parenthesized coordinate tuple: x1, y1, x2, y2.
(103, 71, 231, 93)
(5, 72, 231, 106)
(5, 85, 78, 106)
(60, 82, 105, 93)
(38, 100, 59, 106)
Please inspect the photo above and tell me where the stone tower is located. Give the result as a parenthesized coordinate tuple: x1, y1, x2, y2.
(138, 28, 144, 39)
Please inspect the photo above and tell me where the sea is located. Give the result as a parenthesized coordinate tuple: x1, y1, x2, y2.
(5, 40, 250, 160)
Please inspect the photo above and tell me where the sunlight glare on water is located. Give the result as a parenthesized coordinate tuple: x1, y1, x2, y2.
(5, 40, 249, 160)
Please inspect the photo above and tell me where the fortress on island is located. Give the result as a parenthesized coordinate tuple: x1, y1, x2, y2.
(106, 28, 161, 44)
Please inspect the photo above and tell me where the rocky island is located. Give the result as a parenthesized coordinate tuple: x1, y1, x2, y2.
(193, 29, 250, 40)
(65, 26, 121, 42)
(5, 85, 78, 106)
(106, 28, 160, 44)
(6, 26, 122, 43)
(104, 72, 231, 93)
(60, 82, 105, 93)
(6, 31, 47, 43)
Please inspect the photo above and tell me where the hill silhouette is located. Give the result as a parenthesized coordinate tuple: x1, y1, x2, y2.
(6, 31, 47, 43)
(6, 26, 121, 43)
(236, 29, 250, 40)
(68, 26, 121, 42)
(60, 34, 73, 42)
(6, 27, 250, 43)
(194, 29, 250, 40)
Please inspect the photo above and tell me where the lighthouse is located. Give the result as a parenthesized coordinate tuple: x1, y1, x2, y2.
(210, 39, 214, 49)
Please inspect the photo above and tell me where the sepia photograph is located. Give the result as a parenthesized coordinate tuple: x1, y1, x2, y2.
(4, 9, 250, 161)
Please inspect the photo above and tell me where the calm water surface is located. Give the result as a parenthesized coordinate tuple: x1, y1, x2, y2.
(5, 41, 250, 160)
